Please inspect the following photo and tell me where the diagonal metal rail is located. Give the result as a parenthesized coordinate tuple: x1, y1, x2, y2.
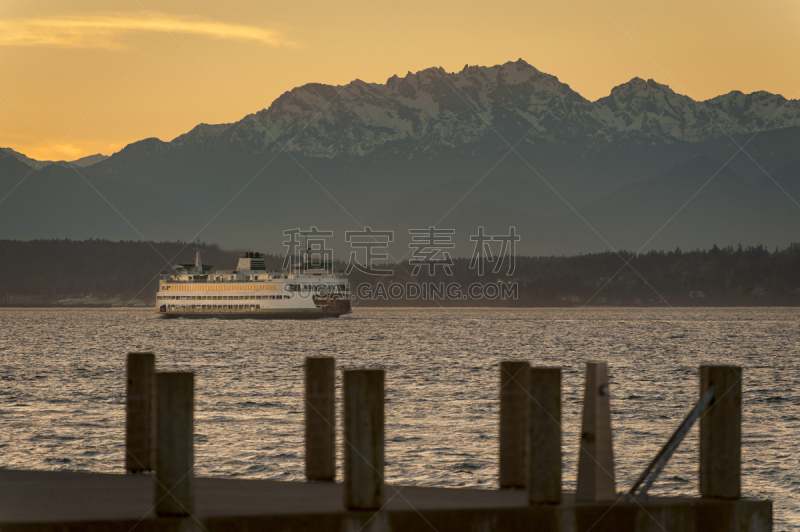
(627, 385, 716, 502)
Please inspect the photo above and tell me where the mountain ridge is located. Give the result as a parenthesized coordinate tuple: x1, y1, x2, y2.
(1, 147, 109, 170)
(7, 59, 800, 166)
(2, 59, 799, 256)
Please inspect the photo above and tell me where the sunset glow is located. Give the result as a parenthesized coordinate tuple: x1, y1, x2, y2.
(1, 0, 798, 160)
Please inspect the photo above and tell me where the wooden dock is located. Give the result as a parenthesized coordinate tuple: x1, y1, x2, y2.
(0, 356, 773, 532)
(0, 470, 771, 532)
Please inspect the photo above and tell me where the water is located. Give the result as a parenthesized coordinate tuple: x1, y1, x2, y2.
(0, 307, 798, 529)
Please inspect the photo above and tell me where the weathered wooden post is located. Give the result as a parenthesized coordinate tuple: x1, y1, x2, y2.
(576, 361, 616, 502)
(500, 360, 529, 488)
(528, 367, 561, 504)
(126, 352, 155, 473)
(155, 372, 194, 517)
(305, 357, 336, 481)
(700, 365, 742, 499)
(343, 369, 384, 510)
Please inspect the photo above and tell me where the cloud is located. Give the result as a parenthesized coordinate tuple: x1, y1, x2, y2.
(0, 12, 298, 49)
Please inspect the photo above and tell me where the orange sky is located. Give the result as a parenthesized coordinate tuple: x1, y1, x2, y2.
(1, 0, 799, 161)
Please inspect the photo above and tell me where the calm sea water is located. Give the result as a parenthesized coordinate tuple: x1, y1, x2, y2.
(0, 307, 797, 529)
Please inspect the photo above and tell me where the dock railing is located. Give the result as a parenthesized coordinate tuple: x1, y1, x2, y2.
(122, 354, 753, 530)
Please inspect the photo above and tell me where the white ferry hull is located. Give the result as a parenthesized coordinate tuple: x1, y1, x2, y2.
(157, 306, 349, 320)
(155, 251, 351, 320)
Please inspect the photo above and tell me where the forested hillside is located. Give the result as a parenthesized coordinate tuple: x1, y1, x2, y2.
(1, 239, 799, 306)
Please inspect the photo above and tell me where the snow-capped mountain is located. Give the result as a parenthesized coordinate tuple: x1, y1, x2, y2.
(593, 78, 739, 143)
(157, 59, 800, 159)
(3, 59, 800, 256)
(246, 60, 601, 157)
(11, 59, 798, 166)
(704, 90, 800, 132)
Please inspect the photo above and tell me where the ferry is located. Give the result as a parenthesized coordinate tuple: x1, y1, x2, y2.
(156, 251, 351, 319)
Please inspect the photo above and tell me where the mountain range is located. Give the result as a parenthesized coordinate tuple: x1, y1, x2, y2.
(1, 59, 799, 258)
(1, 148, 109, 170)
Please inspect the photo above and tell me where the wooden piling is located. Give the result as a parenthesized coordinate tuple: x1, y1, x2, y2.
(155, 372, 194, 517)
(576, 361, 616, 502)
(125, 352, 155, 473)
(343, 369, 384, 510)
(528, 367, 561, 504)
(700, 365, 742, 499)
(500, 360, 529, 489)
(305, 357, 336, 481)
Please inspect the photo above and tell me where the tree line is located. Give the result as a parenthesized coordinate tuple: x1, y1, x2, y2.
(1, 239, 799, 306)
